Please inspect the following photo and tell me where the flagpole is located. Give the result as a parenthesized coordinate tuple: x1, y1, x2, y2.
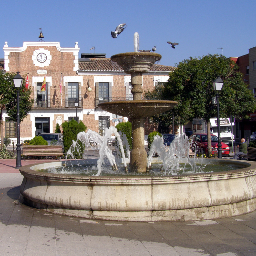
(41, 76, 47, 107)
(60, 73, 62, 107)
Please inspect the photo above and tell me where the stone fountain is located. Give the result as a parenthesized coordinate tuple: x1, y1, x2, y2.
(18, 45, 256, 221)
(99, 52, 177, 173)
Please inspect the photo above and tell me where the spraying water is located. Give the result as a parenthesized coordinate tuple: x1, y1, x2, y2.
(66, 127, 208, 176)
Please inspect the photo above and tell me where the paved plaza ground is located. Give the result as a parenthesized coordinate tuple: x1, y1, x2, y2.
(0, 159, 256, 255)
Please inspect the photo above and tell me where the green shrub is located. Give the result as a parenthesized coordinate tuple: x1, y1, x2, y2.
(62, 119, 87, 153)
(29, 136, 48, 145)
(147, 131, 162, 150)
(249, 140, 256, 148)
(55, 123, 61, 133)
(116, 122, 132, 149)
(4, 137, 11, 147)
(0, 145, 14, 159)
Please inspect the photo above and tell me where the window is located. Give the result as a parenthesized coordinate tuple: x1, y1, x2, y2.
(253, 88, 256, 97)
(99, 116, 110, 136)
(36, 82, 48, 107)
(35, 117, 50, 136)
(246, 65, 249, 75)
(95, 82, 112, 107)
(99, 82, 109, 103)
(68, 82, 79, 107)
(5, 118, 16, 138)
(253, 61, 256, 71)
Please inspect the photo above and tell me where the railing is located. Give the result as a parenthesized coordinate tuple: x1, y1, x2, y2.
(65, 98, 83, 108)
(33, 98, 83, 108)
(35, 99, 48, 108)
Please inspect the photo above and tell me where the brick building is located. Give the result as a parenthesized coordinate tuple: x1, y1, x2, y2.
(1, 41, 173, 143)
(230, 46, 256, 140)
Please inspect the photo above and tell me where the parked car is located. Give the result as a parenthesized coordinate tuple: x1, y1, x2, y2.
(162, 134, 176, 146)
(250, 132, 256, 142)
(40, 133, 63, 146)
(190, 133, 230, 156)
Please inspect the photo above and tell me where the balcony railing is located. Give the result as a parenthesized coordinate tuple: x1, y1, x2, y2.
(33, 97, 83, 109)
(65, 98, 83, 108)
(35, 99, 48, 108)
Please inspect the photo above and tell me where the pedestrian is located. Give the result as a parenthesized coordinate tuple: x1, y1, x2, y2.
(234, 138, 247, 160)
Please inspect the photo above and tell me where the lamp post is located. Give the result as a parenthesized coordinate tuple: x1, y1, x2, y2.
(213, 77, 223, 158)
(13, 72, 23, 168)
(75, 102, 78, 122)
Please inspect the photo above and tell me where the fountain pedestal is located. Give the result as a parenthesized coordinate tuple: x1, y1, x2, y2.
(99, 52, 177, 172)
(130, 117, 147, 172)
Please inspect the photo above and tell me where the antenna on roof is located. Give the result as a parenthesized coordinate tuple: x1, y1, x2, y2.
(39, 28, 44, 41)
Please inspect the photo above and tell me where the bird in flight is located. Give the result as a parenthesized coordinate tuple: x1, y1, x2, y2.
(111, 23, 127, 38)
(167, 41, 179, 49)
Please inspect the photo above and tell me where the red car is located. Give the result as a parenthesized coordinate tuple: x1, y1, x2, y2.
(190, 133, 230, 156)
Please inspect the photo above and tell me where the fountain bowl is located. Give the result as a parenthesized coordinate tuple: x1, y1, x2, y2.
(19, 159, 256, 221)
(111, 52, 161, 73)
(98, 100, 178, 118)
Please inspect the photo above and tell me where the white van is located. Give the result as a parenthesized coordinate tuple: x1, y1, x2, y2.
(210, 118, 234, 146)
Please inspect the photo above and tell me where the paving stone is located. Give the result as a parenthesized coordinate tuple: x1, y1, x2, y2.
(0, 159, 256, 256)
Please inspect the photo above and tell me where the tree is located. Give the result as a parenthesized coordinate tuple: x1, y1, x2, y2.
(0, 72, 33, 148)
(55, 123, 61, 133)
(116, 121, 132, 149)
(62, 119, 87, 153)
(146, 55, 256, 156)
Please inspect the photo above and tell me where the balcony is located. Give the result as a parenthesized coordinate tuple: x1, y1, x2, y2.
(34, 99, 49, 108)
(65, 98, 83, 108)
(33, 97, 83, 109)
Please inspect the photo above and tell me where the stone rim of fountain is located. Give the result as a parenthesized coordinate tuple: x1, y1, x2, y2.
(19, 159, 256, 221)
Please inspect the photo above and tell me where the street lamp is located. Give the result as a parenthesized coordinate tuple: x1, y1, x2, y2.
(13, 72, 23, 168)
(213, 77, 223, 158)
(75, 101, 78, 122)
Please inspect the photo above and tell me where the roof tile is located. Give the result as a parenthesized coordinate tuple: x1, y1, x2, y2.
(78, 58, 174, 72)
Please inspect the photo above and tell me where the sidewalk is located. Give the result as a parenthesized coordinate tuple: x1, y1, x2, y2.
(0, 159, 256, 255)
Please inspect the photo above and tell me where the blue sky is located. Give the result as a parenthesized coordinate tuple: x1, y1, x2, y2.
(1, 0, 255, 67)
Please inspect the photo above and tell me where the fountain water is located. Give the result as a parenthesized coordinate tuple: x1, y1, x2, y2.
(19, 44, 256, 221)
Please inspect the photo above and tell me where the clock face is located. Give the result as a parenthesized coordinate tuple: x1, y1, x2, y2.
(32, 49, 52, 67)
(37, 53, 47, 63)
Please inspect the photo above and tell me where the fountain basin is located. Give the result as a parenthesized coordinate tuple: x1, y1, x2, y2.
(98, 100, 177, 118)
(111, 52, 161, 73)
(19, 160, 256, 221)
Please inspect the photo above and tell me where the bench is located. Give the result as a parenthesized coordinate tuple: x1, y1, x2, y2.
(22, 145, 63, 159)
(247, 147, 256, 160)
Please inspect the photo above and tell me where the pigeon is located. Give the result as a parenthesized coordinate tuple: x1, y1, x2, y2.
(152, 46, 156, 52)
(111, 23, 127, 38)
(167, 41, 179, 49)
